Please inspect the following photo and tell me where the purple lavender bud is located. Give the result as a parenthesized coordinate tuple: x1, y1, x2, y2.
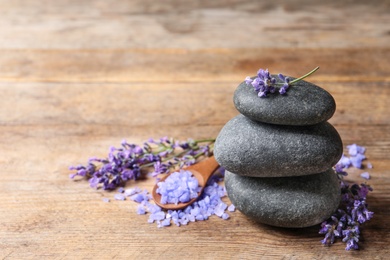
(69, 173, 77, 179)
(89, 176, 100, 188)
(357, 184, 372, 198)
(270, 77, 276, 85)
(245, 76, 253, 85)
(251, 77, 261, 89)
(342, 226, 360, 250)
(121, 169, 134, 180)
(279, 86, 287, 95)
(257, 68, 266, 78)
(133, 145, 143, 155)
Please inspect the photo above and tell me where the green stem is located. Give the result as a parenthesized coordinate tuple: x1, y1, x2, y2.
(194, 138, 216, 143)
(289, 66, 319, 85)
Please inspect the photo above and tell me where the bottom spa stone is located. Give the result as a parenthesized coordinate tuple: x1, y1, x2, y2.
(225, 169, 340, 228)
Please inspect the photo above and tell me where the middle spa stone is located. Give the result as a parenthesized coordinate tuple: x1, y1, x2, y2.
(214, 114, 343, 177)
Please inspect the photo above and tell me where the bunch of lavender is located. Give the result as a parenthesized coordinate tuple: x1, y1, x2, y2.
(69, 137, 215, 190)
(319, 146, 374, 251)
(245, 66, 320, 97)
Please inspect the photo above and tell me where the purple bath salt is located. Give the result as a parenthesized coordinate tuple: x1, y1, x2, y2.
(125, 187, 142, 197)
(156, 170, 201, 205)
(114, 193, 126, 201)
(228, 204, 236, 212)
(137, 204, 146, 215)
(130, 191, 150, 203)
(360, 172, 370, 180)
(134, 175, 233, 227)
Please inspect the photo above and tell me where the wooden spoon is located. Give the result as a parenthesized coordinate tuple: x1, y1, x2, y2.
(152, 156, 220, 210)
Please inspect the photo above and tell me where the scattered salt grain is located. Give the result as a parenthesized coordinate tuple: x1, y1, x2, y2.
(337, 144, 368, 170)
(222, 213, 230, 220)
(367, 162, 373, 169)
(350, 153, 366, 169)
(228, 204, 236, 212)
(130, 192, 149, 203)
(157, 218, 171, 228)
(118, 187, 125, 193)
(125, 187, 141, 196)
(137, 204, 146, 215)
(347, 144, 366, 157)
(114, 193, 126, 201)
(102, 198, 110, 203)
(337, 154, 351, 168)
(214, 201, 228, 217)
(360, 172, 371, 180)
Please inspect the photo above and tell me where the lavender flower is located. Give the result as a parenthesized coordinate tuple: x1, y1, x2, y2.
(278, 73, 290, 95)
(320, 144, 373, 250)
(244, 67, 319, 97)
(69, 137, 215, 190)
(342, 226, 360, 251)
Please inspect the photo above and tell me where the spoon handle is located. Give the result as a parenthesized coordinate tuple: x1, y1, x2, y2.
(187, 156, 220, 183)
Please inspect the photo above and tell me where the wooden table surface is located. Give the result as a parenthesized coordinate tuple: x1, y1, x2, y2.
(1, 1, 389, 259)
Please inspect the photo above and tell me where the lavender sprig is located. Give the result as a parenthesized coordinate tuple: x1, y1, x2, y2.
(69, 137, 215, 190)
(245, 66, 320, 97)
(319, 145, 374, 251)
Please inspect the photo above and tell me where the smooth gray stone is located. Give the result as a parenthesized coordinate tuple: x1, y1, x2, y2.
(234, 76, 336, 125)
(225, 169, 340, 228)
(214, 114, 343, 177)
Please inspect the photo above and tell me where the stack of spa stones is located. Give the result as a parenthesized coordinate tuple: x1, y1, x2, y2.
(214, 76, 343, 228)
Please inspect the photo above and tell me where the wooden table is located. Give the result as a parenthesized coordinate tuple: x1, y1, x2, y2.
(1, 1, 389, 259)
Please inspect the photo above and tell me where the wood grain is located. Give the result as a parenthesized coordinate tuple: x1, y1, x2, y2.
(1, 1, 389, 259)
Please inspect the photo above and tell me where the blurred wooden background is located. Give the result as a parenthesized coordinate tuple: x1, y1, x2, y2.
(0, 1, 389, 259)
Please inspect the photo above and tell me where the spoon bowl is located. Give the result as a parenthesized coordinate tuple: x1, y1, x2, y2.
(152, 156, 219, 210)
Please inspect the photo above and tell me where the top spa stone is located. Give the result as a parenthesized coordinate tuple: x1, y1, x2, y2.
(233, 76, 336, 126)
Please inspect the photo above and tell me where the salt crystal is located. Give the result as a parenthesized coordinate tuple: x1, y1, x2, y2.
(156, 170, 200, 205)
(114, 193, 126, 201)
(360, 172, 370, 180)
(125, 187, 141, 196)
(137, 205, 146, 215)
(228, 204, 236, 212)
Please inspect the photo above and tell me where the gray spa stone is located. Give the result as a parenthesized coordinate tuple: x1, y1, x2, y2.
(234, 76, 336, 125)
(225, 169, 340, 228)
(214, 114, 343, 177)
